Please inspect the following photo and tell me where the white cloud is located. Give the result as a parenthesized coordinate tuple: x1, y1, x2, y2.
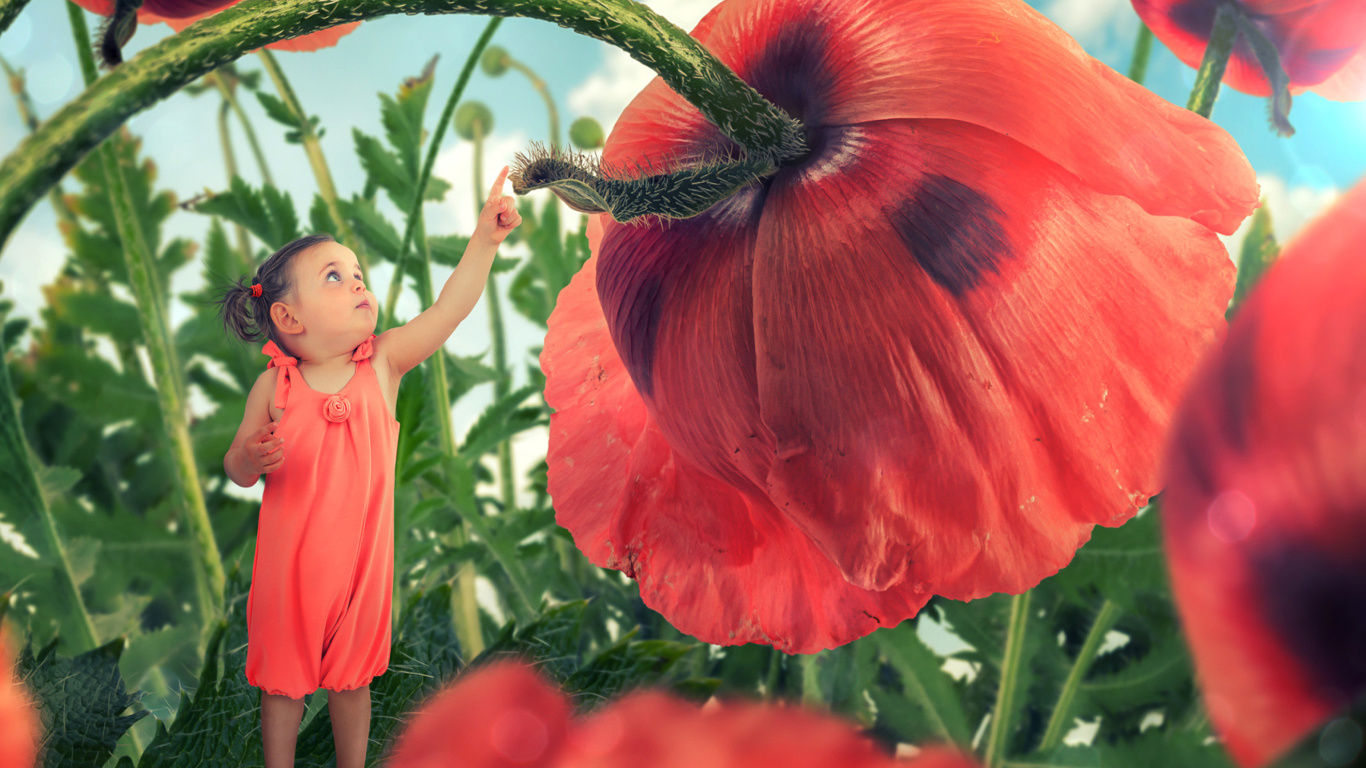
(1219, 174, 1340, 261)
(567, 0, 718, 139)
(0, 223, 66, 325)
(1044, 0, 1132, 44)
(429, 130, 532, 237)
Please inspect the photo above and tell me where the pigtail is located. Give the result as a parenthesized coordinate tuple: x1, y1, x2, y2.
(207, 271, 267, 345)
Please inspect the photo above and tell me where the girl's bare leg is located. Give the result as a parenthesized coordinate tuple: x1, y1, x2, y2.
(260, 691, 307, 768)
(327, 685, 371, 768)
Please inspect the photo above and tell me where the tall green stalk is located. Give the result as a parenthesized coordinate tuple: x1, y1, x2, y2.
(1127, 23, 1154, 85)
(214, 91, 255, 264)
(210, 66, 276, 188)
(255, 48, 369, 269)
(984, 592, 1032, 768)
(1186, 3, 1239, 118)
(470, 117, 518, 528)
(382, 17, 500, 331)
(0, 0, 809, 254)
(67, 0, 224, 650)
(1038, 599, 1120, 754)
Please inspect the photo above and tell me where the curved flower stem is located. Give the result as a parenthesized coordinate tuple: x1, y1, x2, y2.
(0, 0, 808, 251)
(214, 92, 255, 264)
(1186, 2, 1239, 119)
(1038, 599, 1120, 754)
(508, 58, 560, 147)
(254, 48, 368, 269)
(983, 591, 1032, 768)
(210, 66, 276, 188)
(382, 16, 500, 332)
(0, 0, 32, 37)
(1127, 22, 1153, 85)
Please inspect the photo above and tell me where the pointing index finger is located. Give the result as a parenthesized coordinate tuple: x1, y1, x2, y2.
(489, 165, 509, 202)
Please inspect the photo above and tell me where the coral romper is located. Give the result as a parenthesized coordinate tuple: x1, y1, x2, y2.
(245, 334, 400, 699)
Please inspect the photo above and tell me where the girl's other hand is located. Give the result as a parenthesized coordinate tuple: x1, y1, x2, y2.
(245, 421, 285, 475)
(475, 165, 523, 246)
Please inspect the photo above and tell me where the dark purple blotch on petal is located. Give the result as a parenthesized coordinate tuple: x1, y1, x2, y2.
(890, 174, 1011, 296)
(1254, 536, 1366, 701)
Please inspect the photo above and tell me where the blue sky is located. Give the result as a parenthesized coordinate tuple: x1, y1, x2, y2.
(2, 0, 1364, 503)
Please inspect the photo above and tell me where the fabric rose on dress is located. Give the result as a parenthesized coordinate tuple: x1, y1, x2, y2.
(542, 0, 1256, 653)
(1161, 177, 1366, 768)
(386, 660, 979, 768)
(1132, 0, 1366, 101)
(72, 0, 360, 58)
(0, 624, 41, 768)
(323, 394, 351, 423)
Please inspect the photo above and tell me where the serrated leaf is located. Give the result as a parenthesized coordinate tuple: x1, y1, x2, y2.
(1050, 507, 1166, 612)
(562, 634, 697, 712)
(472, 600, 589, 681)
(459, 384, 542, 459)
(189, 176, 301, 247)
(255, 91, 301, 129)
(16, 633, 151, 768)
(871, 622, 973, 745)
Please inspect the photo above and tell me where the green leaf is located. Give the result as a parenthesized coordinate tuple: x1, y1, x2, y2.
(871, 622, 973, 745)
(459, 384, 543, 459)
(1229, 203, 1279, 319)
(562, 634, 697, 712)
(188, 176, 301, 248)
(255, 91, 301, 130)
(1049, 507, 1166, 613)
(15, 633, 151, 768)
(473, 600, 589, 681)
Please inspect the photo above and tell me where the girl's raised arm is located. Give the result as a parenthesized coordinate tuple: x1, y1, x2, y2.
(377, 165, 522, 377)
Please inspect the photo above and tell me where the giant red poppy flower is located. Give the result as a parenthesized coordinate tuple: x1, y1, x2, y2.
(72, 0, 359, 52)
(1132, 0, 1366, 100)
(541, 0, 1257, 654)
(385, 659, 981, 768)
(0, 624, 41, 768)
(1161, 177, 1366, 768)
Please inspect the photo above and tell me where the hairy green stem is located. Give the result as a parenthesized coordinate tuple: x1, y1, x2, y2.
(1127, 22, 1153, 85)
(1039, 599, 1120, 754)
(212, 66, 275, 188)
(383, 16, 499, 332)
(69, 0, 224, 654)
(0, 0, 808, 253)
(0, 0, 32, 38)
(255, 48, 368, 269)
(214, 91, 255, 264)
(984, 591, 1032, 768)
(1186, 2, 1239, 118)
(508, 59, 560, 147)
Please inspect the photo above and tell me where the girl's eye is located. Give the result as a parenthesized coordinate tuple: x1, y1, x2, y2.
(326, 271, 340, 281)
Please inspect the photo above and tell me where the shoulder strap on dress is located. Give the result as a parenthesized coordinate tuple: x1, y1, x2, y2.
(262, 340, 297, 410)
(351, 334, 376, 362)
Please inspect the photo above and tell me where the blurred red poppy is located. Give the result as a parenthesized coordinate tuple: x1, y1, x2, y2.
(1162, 177, 1366, 767)
(385, 660, 981, 768)
(0, 623, 41, 768)
(1132, 0, 1366, 100)
(73, 0, 360, 52)
(541, 0, 1256, 653)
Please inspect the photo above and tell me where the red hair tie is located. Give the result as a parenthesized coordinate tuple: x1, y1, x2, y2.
(251, 283, 262, 297)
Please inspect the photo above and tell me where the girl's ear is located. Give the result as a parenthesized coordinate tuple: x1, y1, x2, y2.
(271, 301, 304, 335)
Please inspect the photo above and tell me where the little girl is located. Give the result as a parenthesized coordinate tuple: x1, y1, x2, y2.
(214, 166, 521, 768)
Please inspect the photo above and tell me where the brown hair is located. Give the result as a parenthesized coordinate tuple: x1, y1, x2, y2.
(210, 233, 336, 355)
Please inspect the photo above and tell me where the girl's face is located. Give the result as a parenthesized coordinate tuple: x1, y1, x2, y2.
(283, 241, 377, 345)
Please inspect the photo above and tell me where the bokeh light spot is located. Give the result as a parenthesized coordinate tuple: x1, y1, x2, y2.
(1207, 490, 1257, 543)
(491, 707, 550, 763)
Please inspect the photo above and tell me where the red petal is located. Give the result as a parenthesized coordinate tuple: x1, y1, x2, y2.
(749, 120, 1232, 600)
(385, 661, 571, 768)
(658, 0, 1255, 234)
(1134, 0, 1366, 97)
(562, 690, 902, 768)
(150, 2, 360, 50)
(1162, 179, 1366, 768)
(544, 223, 928, 653)
(0, 625, 41, 768)
(1307, 44, 1366, 99)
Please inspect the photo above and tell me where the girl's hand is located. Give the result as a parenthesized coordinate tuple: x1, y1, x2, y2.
(244, 421, 285, 475)
(475, 165, 523, 246)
